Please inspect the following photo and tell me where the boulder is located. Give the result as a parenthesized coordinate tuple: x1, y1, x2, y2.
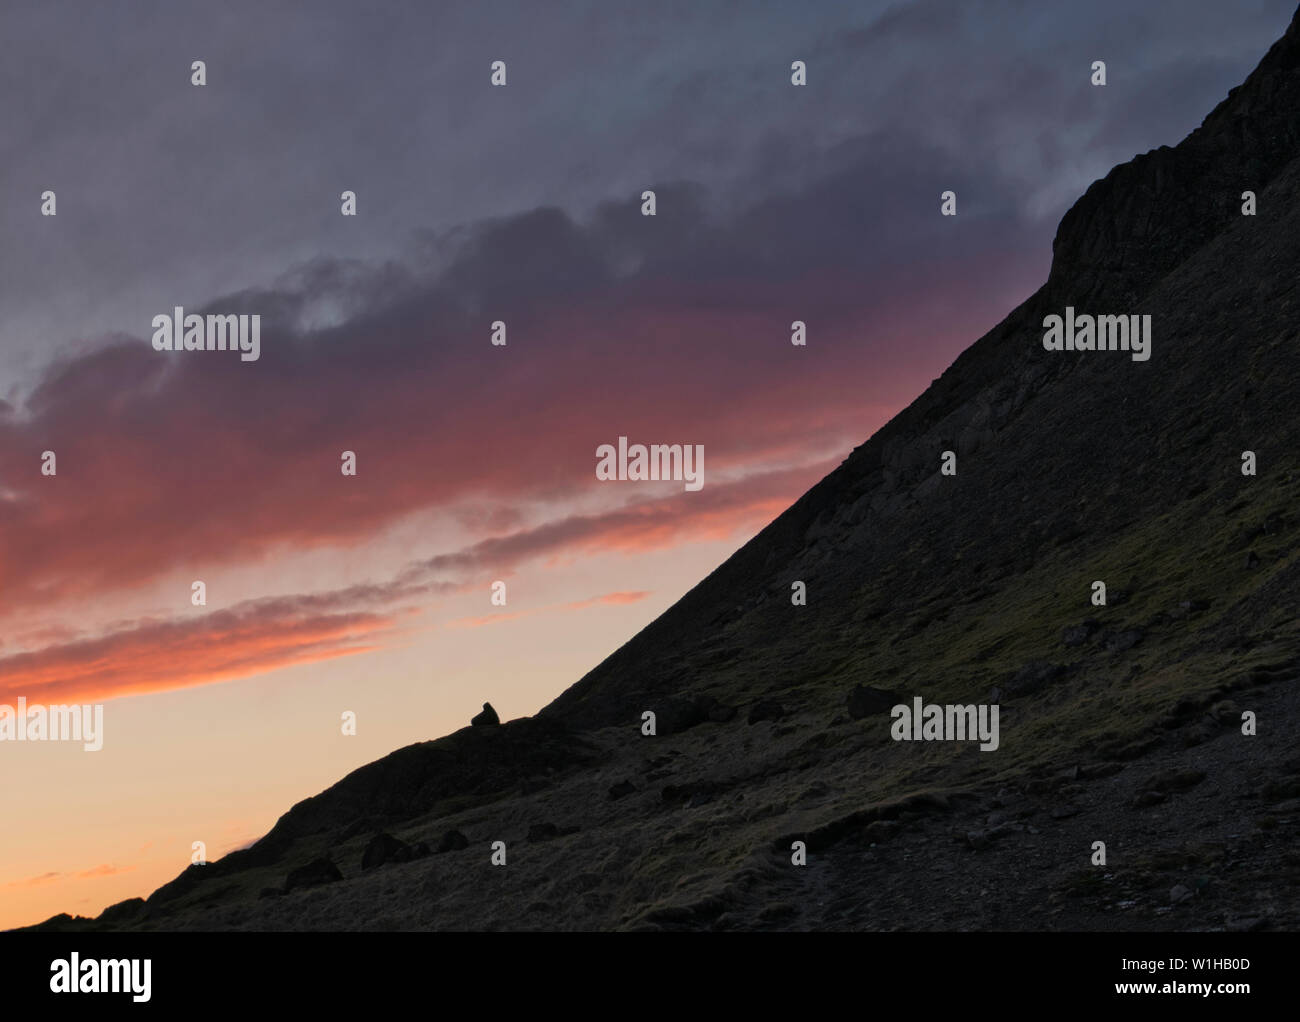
(608, 780, 637, 800)
(1102, 629, 1145, 652)
(284, 857, 343, 893)
(361, 832, 409, 870)
(846, 685, 898, 719)
(436, 829, 470, 854)
(1007, 661, 1067, 695)
(1143, 768, 1206, 794)
(654, 696, 709, 734)
(1061, 619, 1100, 646)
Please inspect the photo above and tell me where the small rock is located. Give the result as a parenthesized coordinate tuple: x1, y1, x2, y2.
(1080, 761, 1124, 779)
(471, 702, 500, 727)
(1209, 700, 1240, 724)
(1061, 620, 1100, 647)
(340, 816, 379, 841)
(1169, 884, 1193, 904)
(1144, 768, 1206, 794)
(1182, 724, 1214, 748)
(846, 685, 898, 720)
(862, 820, 899, 843)
(284, 857, 343, 893)
(642, 905, 695, 925)
(1102, 629, 1145, 653)
(654, 696, 709, 734)
(527, 823, 560, 843)
(436, 829, 469, 854)
(1007, 661, 1067, 695)
(758, 902, 798, 922)
(1177, 599, 1210, 616)
(608, 780, 637, 800)
(1264, 778, 1300, 800)
(361, 832, 410, 870)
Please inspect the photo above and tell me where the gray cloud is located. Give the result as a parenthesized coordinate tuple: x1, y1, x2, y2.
(0, 0, 1293, 394)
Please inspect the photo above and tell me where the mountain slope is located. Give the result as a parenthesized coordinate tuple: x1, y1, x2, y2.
(24, 7, 1300, 932)
(542, 8, 1300, 733)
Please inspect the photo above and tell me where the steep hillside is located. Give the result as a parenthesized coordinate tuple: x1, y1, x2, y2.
(23, 7, 1300, 933)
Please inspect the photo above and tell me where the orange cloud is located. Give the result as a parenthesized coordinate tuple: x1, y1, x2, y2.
(5, 872, 62, 888)
(569, 591, 652, 608)
(0, 602, 396, 705)
(75, 864, 134, 879)
(0, 457, 830, 704)
(5, 864, 134, 889)
(449, 588, 653, 629)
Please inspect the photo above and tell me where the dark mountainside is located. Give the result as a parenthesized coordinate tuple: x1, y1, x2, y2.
(23, 11, 1300, 932)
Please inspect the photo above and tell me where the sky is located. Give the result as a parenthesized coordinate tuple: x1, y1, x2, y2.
(0, 0, 1294, 930)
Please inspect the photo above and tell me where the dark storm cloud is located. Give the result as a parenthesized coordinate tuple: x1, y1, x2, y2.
(1, 0, 1293, 387)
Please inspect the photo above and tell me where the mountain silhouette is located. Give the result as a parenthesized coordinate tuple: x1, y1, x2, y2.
(22, 7, 1300, 932)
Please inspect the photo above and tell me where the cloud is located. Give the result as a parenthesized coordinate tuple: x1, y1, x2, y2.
(575, 590, 652, 607)
(0, 458, 821, 704)
(449, 589, 652, 629)
(75, 864, 134, 880)
(406, 458, 838, 579)
(0, 599, 398, 705)
(1, 147, 1019, 622)
(5, 864, 134, 889)
(6, 872, 62, 888)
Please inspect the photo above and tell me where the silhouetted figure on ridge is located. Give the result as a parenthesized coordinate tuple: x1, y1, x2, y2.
(471, 702, 500, 727)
